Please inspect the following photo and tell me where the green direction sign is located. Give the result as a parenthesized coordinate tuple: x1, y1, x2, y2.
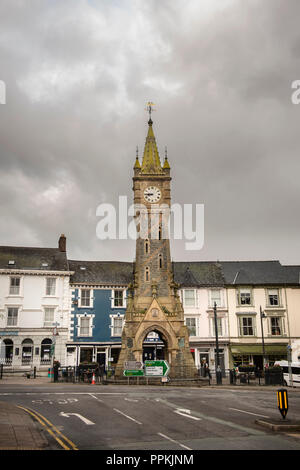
(123, 369, 144, 377)
(145, 360, 170, 377)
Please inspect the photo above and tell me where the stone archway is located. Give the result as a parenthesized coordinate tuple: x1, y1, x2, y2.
(135, 323, 176, 366)
(142, 329, 167, 362)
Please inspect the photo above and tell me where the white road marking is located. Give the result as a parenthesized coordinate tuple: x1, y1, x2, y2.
(229, 408, 270, 418)
(125, 398, 139, 402)
(113, 408, 142, 425)
(89, 394, 103, 402)
(157, 432, 192, 450)
(60, 412, 95, 425)
(174, 408, 201, 421)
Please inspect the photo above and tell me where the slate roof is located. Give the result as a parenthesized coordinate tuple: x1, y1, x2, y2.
(173, 262, 225, 287)
(68, 259, 300, 287)
(0, 246, 69, 271)
(220, 261, 300, 286)
(69, 260, 134, 285)
(1, 243, 299, 286)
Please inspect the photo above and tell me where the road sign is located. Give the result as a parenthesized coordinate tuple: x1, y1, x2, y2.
(123, 369, 144, 377)
(124, 361, 143, 370)
(145, 360, 170, 377)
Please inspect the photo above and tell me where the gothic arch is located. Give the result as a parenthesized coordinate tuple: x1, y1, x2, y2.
(135, 323, 176, 351)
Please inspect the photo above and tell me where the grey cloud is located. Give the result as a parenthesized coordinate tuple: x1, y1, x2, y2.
(0, 0, 300, 265)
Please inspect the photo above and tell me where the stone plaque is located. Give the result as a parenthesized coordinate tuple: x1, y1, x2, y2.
(151, 308, 158, 317)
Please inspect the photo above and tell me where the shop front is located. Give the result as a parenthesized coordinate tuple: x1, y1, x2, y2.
(230, 344, 288, 369)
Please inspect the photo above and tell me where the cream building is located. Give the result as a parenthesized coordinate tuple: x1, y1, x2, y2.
(179, 260, 300, 373)
(0, 235, 73, 372)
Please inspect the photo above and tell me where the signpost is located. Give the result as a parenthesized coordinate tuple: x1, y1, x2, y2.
(123, 360, 170, 378)
(123, 369, 144, 377)
(145, 360, 170, 377)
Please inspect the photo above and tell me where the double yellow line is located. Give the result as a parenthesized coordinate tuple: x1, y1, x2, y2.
(18, 406, 78, 451)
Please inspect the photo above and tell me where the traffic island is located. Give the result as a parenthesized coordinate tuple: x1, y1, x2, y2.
(255, 418, 300, 433)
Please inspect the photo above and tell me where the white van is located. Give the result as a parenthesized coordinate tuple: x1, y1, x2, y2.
(274, 361, 300, 387)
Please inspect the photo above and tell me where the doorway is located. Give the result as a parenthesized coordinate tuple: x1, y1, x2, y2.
(253, 355, 263, 370)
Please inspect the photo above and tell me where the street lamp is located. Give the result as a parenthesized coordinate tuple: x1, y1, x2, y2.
(214, 302, 222, 385)
(287, 345, 293, 387)
(260, 306, 266, 369)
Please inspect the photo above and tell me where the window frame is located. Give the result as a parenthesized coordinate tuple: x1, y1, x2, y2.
(210, 289, 223, 308)
(211, 317, 223, 337)
(185, 317, 197, 336)
(9, 276, 21, 296)
(183, 289, 197, 307)
(44, 307, 55, 328)
(110, 314, 125, 337)
(237, 287, 253, 306)
(266, 288, 281, 307)
(45, 277, 56, 296)
(7, 307, 19, 327)
(111, 289, 126, 309)
(79, 288, 93, 308)
(238, 315, 256, 337)
(77, 313, 94, 337)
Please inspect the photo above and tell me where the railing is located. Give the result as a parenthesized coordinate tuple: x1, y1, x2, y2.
(51, 366, 103, 383)
(40, 358, 51, 365)
(208, 368, 284, 386)
(0, 358, 13, 366)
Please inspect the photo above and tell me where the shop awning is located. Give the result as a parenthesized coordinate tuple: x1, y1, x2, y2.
(230, 344, 288, 355)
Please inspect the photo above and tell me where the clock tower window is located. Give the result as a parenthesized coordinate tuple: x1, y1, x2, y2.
(159, 254, 163, 269)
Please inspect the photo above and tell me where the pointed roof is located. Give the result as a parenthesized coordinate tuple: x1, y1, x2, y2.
(141, 119, 163, 174)
(134, 156, 141, 169)
(163, 156, 170, 169)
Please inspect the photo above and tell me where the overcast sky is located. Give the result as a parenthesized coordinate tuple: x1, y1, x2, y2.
(0, 0, 300, 264)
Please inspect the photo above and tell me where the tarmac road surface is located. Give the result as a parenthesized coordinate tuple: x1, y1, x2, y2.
(1, 379, 300, 451)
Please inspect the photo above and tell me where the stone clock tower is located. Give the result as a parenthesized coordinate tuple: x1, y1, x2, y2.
(115, 108, 197, 378)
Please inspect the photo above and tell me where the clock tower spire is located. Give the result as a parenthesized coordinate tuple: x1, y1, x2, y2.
(115, 106, 197, 379)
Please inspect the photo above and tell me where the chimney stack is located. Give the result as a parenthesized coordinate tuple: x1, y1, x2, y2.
(58, 234, 66, 252)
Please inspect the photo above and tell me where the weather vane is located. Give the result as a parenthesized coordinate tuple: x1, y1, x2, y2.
(145, 101, 156, 120)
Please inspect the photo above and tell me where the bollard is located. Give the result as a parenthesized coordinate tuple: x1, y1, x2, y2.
(33, 367, 36, 379)
(0, 364, 3, 379)
(277, 389, 289, 419)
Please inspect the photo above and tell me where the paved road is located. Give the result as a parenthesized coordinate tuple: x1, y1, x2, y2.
(1, 382, 300, 450)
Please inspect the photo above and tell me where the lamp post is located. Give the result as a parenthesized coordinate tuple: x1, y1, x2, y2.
(214, 302, 222, 385)
(260, 306, 266, 369)
(287, 345, 293, 387)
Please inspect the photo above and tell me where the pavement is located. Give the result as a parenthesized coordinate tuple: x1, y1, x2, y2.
(0, 376, 59, 450)
(0, 400, 50, 450)
(0, 375, 300, 450)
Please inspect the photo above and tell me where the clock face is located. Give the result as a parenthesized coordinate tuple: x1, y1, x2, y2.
(143, 186, 161, 203)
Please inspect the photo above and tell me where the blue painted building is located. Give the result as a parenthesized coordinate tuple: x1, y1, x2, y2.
(67, 260, 132, 368)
